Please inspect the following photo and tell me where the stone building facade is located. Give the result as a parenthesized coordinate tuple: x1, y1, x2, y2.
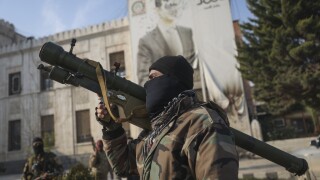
(0, 18, 135, 173)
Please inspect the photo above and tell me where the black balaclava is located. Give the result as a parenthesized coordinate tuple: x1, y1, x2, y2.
(32, 137, 44, 155)
(144, 55, 194, 118)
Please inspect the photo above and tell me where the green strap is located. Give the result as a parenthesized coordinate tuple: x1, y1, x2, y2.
(82, 58, 121, 122)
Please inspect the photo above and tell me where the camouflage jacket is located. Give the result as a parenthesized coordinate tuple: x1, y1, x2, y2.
(103, 91, 239, 179)
(22, 152, 63, 180)
(89, 150, 112, 178)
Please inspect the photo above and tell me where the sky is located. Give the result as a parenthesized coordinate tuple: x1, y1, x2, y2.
(0, 0, 254, 39)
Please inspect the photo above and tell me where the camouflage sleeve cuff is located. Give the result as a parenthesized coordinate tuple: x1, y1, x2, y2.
(102, 126, 125, 140)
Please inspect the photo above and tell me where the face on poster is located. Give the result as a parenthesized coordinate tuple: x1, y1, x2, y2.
(129, 0, 193, 48)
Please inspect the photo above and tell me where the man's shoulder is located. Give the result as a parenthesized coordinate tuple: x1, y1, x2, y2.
(176, 25, 192, 33)
(173, 106, 210, 134)
(45, 151, 56, 156)
(179, 104, 235, 140)
(178, 103, 229, 130)
(44, 152, 57, 159)
(139, 27, 160, 41)
(97, 150, 107, 157)
(27, 155, 35, 163)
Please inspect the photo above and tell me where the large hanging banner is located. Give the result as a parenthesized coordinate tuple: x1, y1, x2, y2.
(128, 0, 251, 135)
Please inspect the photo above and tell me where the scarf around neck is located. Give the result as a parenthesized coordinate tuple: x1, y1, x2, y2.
(143, 90, 200, 156)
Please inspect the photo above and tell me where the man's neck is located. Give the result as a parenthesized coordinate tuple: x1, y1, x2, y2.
(158, 20, 176, 31)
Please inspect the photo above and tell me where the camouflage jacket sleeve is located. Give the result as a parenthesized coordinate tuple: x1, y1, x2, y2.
(103, 133, 139, 177)
(21, 159, 31, 180)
